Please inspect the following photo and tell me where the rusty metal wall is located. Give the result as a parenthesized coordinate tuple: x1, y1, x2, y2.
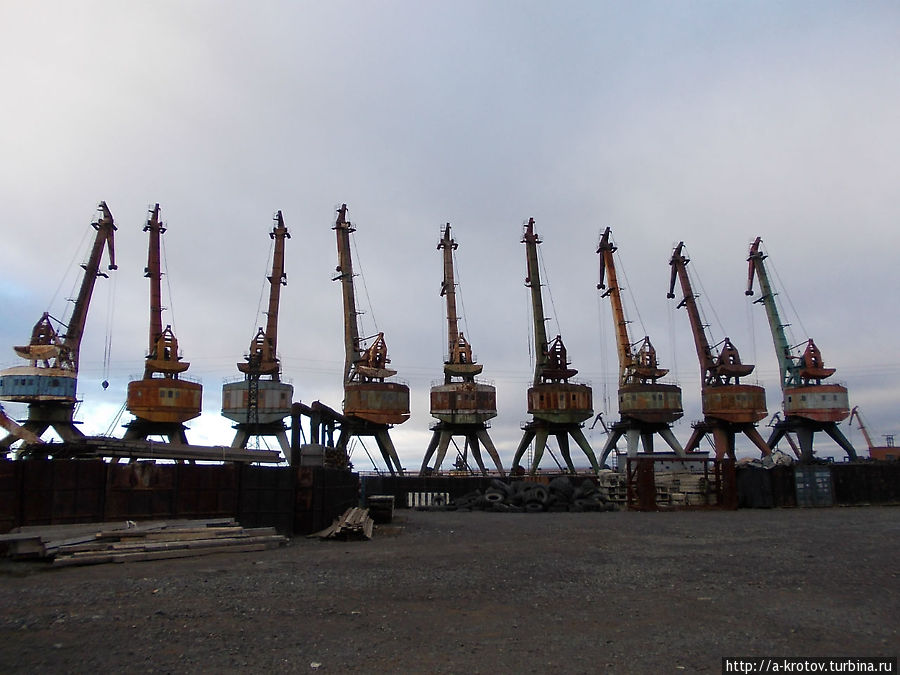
(0, 461, 21, 532)
(21, 459, 107, 526)
(294, 467, 359, 535)
(239, 465, 295, 534)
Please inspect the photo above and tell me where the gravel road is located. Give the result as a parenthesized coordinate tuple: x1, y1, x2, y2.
(1, 507, 897, 673)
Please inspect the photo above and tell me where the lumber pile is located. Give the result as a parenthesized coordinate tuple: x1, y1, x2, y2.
(0, 518, 287, 566)
(310, 507, 374, 540)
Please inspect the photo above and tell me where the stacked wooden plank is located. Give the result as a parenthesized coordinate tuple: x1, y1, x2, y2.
(310, 507, 374, 541)
(0, 518, 287, 566)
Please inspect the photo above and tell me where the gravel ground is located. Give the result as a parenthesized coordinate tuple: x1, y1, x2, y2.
(0, 506, 897, 673)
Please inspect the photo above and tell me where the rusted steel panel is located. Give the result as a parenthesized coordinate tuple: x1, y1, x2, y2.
(19, 459, 106, 526)
(527, 383, 592, 423)
(176, 464, 239, 519)
(105, 463, 176, 521)
(344, 382, 410, 425)
(0, 460, 22, 533)
(238, 465, 294, 534)
(783, 384, 850, 422)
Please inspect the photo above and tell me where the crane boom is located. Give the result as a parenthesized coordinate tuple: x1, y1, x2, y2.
(264, 211, 289, 366)
(848, 407, 875, 450)
(522, 218, 549, 385)
(333, 204, 362, 384)
(746, 237, 795, 386)
(439, 223, 460, 354)
(597, 228, 633, 386)
(668, 242, 720, 382)
(64, 201, 117, 370)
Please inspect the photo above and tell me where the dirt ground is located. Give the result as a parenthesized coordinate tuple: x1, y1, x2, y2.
(0, 506, 897, 674)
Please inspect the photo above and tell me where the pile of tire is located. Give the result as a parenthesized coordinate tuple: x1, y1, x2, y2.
(447, 476, 618, 513)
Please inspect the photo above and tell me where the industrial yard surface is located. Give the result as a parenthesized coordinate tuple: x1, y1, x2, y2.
(1, 507, 897, 673)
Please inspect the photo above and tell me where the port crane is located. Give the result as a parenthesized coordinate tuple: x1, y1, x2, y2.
(596, 227, 685, 466)
(332, 204, 408, 474)
(419, 224, 504, 476)
(668, 242, 770, 459)
(746, 237, 857, 461)
(511, 218, 600, 474)
(848, 407, 894, 461)
(123, 204, 202, 444)
(222, 211, 293, 458)
(0, 202, 116, 453)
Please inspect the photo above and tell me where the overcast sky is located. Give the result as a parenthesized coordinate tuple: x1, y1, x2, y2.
(1, 1, 898, 470)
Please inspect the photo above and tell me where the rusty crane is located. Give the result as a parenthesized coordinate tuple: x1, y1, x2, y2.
(0, 202, 116, 453)
(222, 211, 293, 458)
(667, 242, 770, 459)
(746, 237, 857, 461)
(419, 224, 504, 476)
(511, 218, 600, 474)
(123, 204, 202, 444)
(848, 407, 896, 461)
(596, 228, 685, 466)
(331, 204, 409, 474)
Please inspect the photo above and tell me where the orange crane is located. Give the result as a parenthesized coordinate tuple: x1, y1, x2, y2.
(0, 202, 116, 453)
(511, 218, 600, 474)
(668, 242, 770, 459)
(746, 237, 857, 461)
(123, 204, 202, 444)
(222, 211, 293, 458)
(419, 224, 504, 476)
(848, 407, 897, 461)
(596, 227, 684, 466)
(332, 204, 408, 474)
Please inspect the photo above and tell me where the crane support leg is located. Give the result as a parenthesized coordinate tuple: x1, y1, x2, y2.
(712, 427, 733, 460)
(555, 433, 575, 473)
(570, 427, 600, 474)
(512, 428, 536, 472)
(419, 431, 442, 475)
(658, 427, 685, 456)
(475, 429, 505, 477)
(626, 429, 641, 457)
(744, 425, 772, 458)
(598, 428, 626, 468)
(431, 431, 453, 474)
(797, 427, 815, 462)
(823, 424, 858, 461)
(640, 431, 655, 453)
(374, 428, 404, 476)
(467, 433, 488, 475)
(530, 428, 550, 474)
(684, 426, 706, 453)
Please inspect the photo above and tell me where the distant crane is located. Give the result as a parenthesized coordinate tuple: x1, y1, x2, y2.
(746, 237, 857, 461)
(222, 211, 293, 458)
(123, 204, 202, 444)
(511, 218, 600, 474)
(0, 202, 117, 453)
(848, 407, 896, 461)
(419, 224, 504, 476)
(668, 242, 770, 459)
(332, 204, 409, 474)
(596, 227, 685, 466)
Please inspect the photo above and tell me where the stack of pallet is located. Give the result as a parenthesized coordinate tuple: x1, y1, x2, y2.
(0, 518, 287, 566)
(310, 507, 374, 541)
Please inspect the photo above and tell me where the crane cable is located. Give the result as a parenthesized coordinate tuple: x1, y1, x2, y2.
(350, 228, 378, 341)
(160, 228, 177, 333)
(250, 234, 276, 339)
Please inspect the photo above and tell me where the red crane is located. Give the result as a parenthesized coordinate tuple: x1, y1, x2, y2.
(0, 202, 116, 452)
(124, 204, 202, 444)
(419, 223, 504, 476)
(667, 242, 770, 459)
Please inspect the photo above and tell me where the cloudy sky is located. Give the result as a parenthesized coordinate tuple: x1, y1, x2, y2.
(1, 1, 898, 470)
